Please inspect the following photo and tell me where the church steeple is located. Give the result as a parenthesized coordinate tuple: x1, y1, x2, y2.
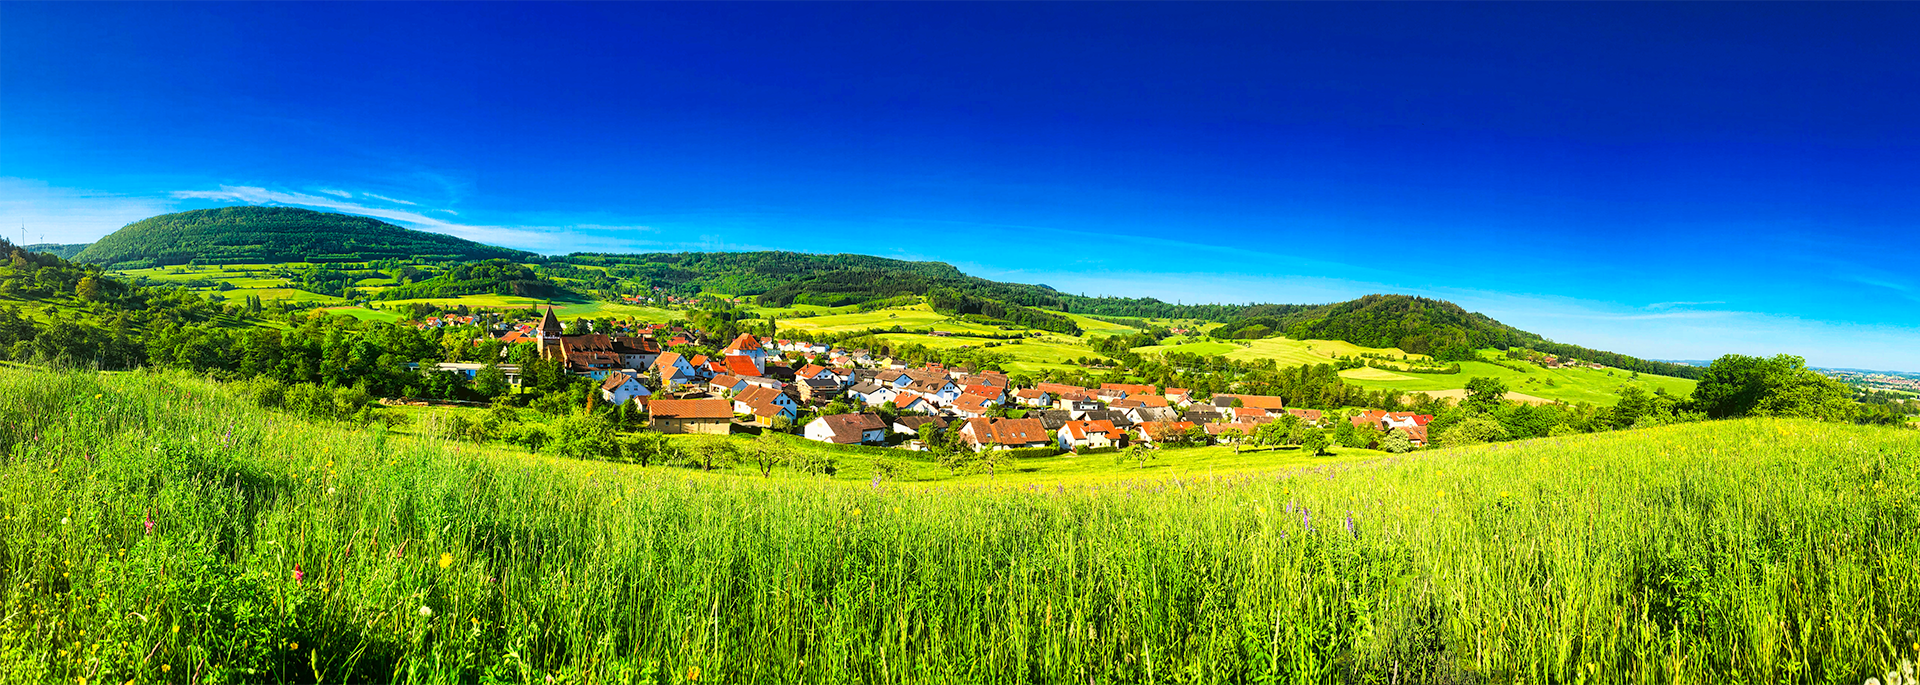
(537, 306, 564, 356)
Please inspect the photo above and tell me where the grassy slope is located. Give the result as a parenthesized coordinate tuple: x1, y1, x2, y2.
(1339, 358, 1698, 406)
(3, 368, 1915, 683)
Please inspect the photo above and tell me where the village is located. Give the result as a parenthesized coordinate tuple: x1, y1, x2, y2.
(419, 306, 1436, 454)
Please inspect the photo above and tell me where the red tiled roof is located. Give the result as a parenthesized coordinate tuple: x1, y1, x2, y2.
(797, 364, 827, 377)
(732, 385, 779, 405)
(989, 418, 1049, 445)
(1100, 383, 1157, 397)
(1141, 421, 1198, 440)
(817, 413, 886, 443)
(725, 333, 762, 352)
(724, 355, 762, 377)
(1063, 419, 1125, 441)
(1287, 408, 1324, 422)
(961, 384, 1003, 398)
(648, 398, 732, 420)
(601, 371, 638, 392)
(1218, 394, 1286, 410)
(952, 394, 996, 415)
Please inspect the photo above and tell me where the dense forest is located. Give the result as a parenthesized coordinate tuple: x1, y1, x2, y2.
(74, 207, 532, 268)
(375, 260, 566, 300)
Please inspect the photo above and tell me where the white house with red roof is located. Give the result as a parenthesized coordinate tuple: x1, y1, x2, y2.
(721, 333, 768, 375)
(600, 371, 652, 406)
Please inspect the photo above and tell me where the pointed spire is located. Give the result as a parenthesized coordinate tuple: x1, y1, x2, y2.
(540, 306, 563, 335)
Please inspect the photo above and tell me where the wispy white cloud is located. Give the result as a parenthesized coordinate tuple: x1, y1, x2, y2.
(1646, 300, 1726, 310)
(315, 188, 353, 199)
(362, 193, 418, 206)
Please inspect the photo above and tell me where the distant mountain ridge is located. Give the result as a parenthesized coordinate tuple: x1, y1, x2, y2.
(24, 243, 92, 260)
(74, 206, 531, 268)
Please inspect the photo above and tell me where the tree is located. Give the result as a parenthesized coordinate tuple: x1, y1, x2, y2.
(1220, 427, 1246, 454)
(1378, 429, 1414, 454)
(1300, 428, 1332, 456)
(1463, 376, 1508, 411)
(1690, 354, 1854, 421)
(75, 276, 102, 302)
(473, 363, 510, 399)
(1436, 415, 1509, 448)
(690, 434, 739, 471)
(748, 432, 796, 477)
(1119, 443, 1156, 468)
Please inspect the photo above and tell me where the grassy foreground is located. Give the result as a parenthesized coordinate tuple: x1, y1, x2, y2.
(2, 370, 1917, 684)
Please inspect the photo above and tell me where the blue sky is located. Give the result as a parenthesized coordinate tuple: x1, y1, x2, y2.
(4, 3, 1919, 370)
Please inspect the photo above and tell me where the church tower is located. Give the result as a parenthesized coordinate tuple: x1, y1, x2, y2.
(537, 306, 564, 356)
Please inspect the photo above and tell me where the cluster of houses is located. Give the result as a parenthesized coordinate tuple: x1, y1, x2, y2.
(476, 306, 1435, 453)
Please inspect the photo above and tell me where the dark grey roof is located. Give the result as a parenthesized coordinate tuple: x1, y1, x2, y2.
(1031, 409, 1073, 430)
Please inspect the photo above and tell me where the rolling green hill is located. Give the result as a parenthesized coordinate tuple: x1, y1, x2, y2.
(74, 206, 533, 268)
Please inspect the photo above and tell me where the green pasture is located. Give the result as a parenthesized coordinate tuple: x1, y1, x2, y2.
(318, 306, 404, 324)
(1339, 358, 1697, 406)
(2, 368, 1915, 683)
(1133, 334, 1424, 367)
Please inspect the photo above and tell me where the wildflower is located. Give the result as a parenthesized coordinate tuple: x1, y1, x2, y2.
(161, 665, 170, 673)
(293, 564, 305, 584)
(290, 642, 299, 650)
(687, 665, 702, 681)
(439, 553, 453, 569)
(61, 517, 70, 525)
(143, 513, 154, 535)
(418, 605, 433, 617)
(851, 508, 861, 517)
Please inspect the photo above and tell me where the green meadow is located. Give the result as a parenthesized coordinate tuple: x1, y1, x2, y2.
(1339, 359, 1698, 406)
(3, 367, 1915, 683)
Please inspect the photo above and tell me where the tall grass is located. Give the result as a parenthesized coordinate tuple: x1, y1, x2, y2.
(1, 368, 1915, 683)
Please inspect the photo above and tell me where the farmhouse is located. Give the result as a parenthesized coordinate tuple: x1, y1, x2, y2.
(599, 371, 651, 406)
(1057, 419, 1127, 451)
(805, 413, 887, 445)
(892, 415, 947, 436)
(721, 333, 768, 376)
(647, 398, 733, 435)
(950, 393, 998, 419)
(959, 417, 1052, 450)
(732, 385, 798, 419)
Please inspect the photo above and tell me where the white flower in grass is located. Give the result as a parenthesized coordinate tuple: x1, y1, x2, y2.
(60, 517, 69, 525)
(418, 605, 433, 618)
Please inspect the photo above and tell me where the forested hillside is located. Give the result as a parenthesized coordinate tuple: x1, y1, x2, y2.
(74, 206, 532, 268)
(374, 259, 566, 300)
(0, 237, 248, 367)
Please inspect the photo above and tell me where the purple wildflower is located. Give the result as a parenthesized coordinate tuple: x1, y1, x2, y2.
(1344, 511, 1356, 536)
(292, 564, 305, 584)
(143, 512, 155, 535)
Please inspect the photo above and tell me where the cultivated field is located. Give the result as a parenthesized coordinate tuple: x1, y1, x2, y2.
(2, 368, 1914, 683)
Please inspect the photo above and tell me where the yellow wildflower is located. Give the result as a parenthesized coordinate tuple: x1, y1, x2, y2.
(687, 665, 701, 681)
(439, 553, 453, 569)
(161, 665, 170, 673)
